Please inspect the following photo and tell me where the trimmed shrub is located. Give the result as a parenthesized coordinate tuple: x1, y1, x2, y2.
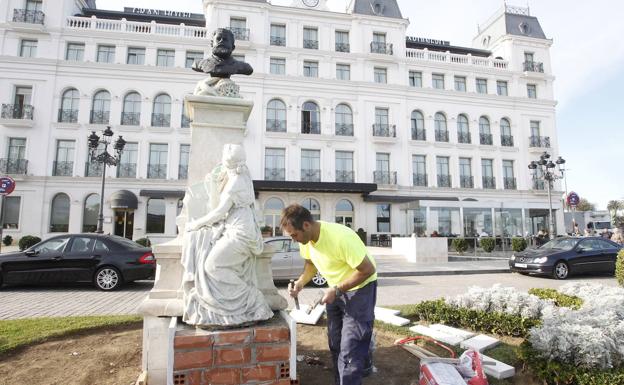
(451, 238, 468, 254)
(135, 237, 151, 247)
(616, 249, 624, 287)
(480, 237, 495, 252)
(511, 237, 527, 252)
(18, 235, 41, 251)
(528, 288, 583, 309)
(2, 235, 13, 246)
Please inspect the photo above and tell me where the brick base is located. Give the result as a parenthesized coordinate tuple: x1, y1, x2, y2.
(173, 315, 296, 385)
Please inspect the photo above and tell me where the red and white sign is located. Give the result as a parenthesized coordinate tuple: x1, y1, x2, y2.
(0, 176, 16, 195)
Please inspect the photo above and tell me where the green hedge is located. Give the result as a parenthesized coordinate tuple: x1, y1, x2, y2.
(511, 237, 527, 252)
(2, 235, 12, 246)
(528, 288, 583, 310)
(18, 235, 41, 251)
(480, 237, 496, 252)
(616, 249, 624, 287)
(135, 237, 151, 247)
(451, 238, 468, 254)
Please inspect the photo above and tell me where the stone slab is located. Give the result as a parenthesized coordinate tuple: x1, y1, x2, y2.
(375, 312, 410, 327)
(460, 334, 500, 352)
(429, 324, 475, 340)
(289, 304, 326, 325)
(480, 354, 515, 379)
(374, 306, 401, 316)
(408, 325, 465, 346)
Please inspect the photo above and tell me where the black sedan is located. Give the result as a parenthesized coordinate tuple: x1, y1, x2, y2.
(0, 234, 155, 290)
(509, 236, 622, 279)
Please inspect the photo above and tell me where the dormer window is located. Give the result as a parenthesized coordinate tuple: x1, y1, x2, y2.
(372, 0, 385, 15)
(519, 22, 530, 35)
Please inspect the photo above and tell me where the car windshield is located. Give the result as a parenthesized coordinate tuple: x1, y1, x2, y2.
(110, 235, 145, 249)
(594, 222, 611, 230)
(539, 238, 577, 250)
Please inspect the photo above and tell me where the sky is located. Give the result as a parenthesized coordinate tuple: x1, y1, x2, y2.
(98, 0, 624, 210)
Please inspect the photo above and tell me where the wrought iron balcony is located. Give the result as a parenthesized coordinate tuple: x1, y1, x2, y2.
(435, 129, 449, 142)
(374, 171, 397, 185)
(265, 168, 285, 181)
(412, 128, 426, 141)
(335, 42, 350, 52)
(501, 134, 514, 147)
(529, 135, 550, 148)
(2, 104, 34, 120)
(13, 9, 45, 24)
(52, 161, 73, 176)
(270, 36, 286, 46)
(90, 110, 109, 124)
(437, 174, 452, 188)
(301, 121, 320, 134)
(480, 133, 493, 145)
(84, 161, 103, 177)
(457, 131, 471, 144)
(504, 177, 517, 190)
(178, 165, 188, 180)
(121, 112, 140, 126)
(335, 170, 354, 183)
(147, 164, 167, 179)
(413, 173, 427, 187)
(335, 123, 354, 136)
(151, 113, 171, 127)
(372, 124, 396, 137)
(482, 176, 496, 189)
(460, 175, 474, 188)
(532, 179, 545, 190)
(370, 42, 393, 55)
(0, 158, 28, 175)
(523, 61, 544, 73)
(57, 109, 78, 123)
(266, 119, 286, 132)
(181, 114, 191, 128)
(303, 39, 319, 49)
(301, 169, 321, 182)
(116, 163, 136, 178)
(227, 27, 249, 41)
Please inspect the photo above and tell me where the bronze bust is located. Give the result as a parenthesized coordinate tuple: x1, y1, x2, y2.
(192, 28, 253, 78)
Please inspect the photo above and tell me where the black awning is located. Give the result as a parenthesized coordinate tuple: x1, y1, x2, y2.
(364, 195, 460, 203)
(139, 189, 185, 199)
(110, 189, 138, 209)
(253, 180, 377, 194)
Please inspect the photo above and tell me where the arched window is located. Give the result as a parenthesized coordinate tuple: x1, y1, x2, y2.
(59, 88, 79, 123)
(122, 92, 141, 126)
(50, 193, 70, 232)
(479, 116, 492, 145)
(82, 193, 100, 232)
(263, 197, 285, 237)
(335, 199, 354, 228)
(91, 90, 110, 124)
(146, 198, 166, 233)
(335, 104, 353, 136)
(411, 110, 424, 140)
(152, 93, 171, 127)
(301, 197, 321, 220)
(457, 114, 470, 143)
(301, 101, 320, 134)
(266, 99, 286, 132)
(500, 118, 513, 146)
(434, 112, 448, 142)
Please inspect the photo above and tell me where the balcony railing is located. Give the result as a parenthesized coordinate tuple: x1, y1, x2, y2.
(529, 136, 550, 148)
(52, 161, 73, 176)
(501, 134, 514, 147)
(370, 42, 393, 55)
(181, 114, 191, 128)
(460, 175, 474, 188)
(90, 110, 110, 124)
(532, 179, 545, 190)
(301, 121, 320, 134)
(372, 124, 396, 137)
(335, 123, 354, 136)
(335, 170, 354, 183)
(178, 165, 188, 180)
(457, 131, 471, 144)
(406, 48, 508, 70)
(523, 61, 544, 73)
(482, 176, 496, 189)
(117, 163, 136, 178)
(151, 113, 171, 127)
(301, 169, 321, 182)
(2, 104, 34, 120)
(147, 164, 167, 179)
(335, 42, 350, 52)
(227, 27, 249, 41)
(504, 177, 517, 190)
(374, 171, 397, 185)
(303, 39, 319, 49)
(265, 168, 285, 181)
(435, 129, 449, 142)
(13, 9, 45, 24)
(121, 112, 140, 126)
(266, 119, 286, 132)
(270, 36, 286, 46)
(58, 109, 78, 123)
(0, 158, 28, 175)
(413, 173, 427, 187)
(66, 16, 209, 40)
(480, 133, 493, 145)
(84, 161, 103, 177)
(437, 174, 452, 188)
(412, 128, 426, 141)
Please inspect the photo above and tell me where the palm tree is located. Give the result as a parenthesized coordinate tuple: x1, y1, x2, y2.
(607, 200, 624, 224)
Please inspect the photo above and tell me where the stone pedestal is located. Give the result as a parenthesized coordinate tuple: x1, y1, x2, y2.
(392, 237, 448, 263)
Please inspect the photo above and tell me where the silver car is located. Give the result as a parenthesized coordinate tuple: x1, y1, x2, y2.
(264, 236, 327, 287)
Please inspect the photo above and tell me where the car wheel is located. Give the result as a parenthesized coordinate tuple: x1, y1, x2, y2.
(94, 266, 123, 291)
(553, 261, 569, 280)
(311, 272, 327, 287)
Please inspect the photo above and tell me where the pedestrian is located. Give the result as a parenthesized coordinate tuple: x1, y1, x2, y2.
(612, 228, 624, 245)
(430, 230, 439, 237)
(281, 204, 377, 385)
(584, 227, 593, 237)
(536, 229, 547, 246)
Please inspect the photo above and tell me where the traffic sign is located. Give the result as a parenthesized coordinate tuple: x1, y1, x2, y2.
(567, 191, 580, 207)
(0, 176, 16, 195)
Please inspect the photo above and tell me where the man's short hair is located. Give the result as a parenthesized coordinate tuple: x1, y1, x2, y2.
(280, 204, 314, 231)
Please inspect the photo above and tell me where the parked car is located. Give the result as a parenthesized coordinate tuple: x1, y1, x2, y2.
(0, 234, 155, 290)
(264, 236, 327, 286)
(509, 236, 622, 279)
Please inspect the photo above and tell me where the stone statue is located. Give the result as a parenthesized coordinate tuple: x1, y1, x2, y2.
(180, 144, 273, 327)
(192, 28, 253, 97)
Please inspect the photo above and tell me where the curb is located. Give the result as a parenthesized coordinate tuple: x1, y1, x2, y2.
(378, 268, 511, 277)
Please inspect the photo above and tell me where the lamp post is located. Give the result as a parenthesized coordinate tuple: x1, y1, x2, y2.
(88, 126, 126, 234)
(528, 151, 565, 239)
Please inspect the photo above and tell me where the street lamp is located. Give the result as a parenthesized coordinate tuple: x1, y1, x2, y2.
(528, 151, 566, 239)
(88, 126, 126, 234)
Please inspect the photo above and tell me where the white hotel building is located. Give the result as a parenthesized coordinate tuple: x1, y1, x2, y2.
(0, 0, 564, 245)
